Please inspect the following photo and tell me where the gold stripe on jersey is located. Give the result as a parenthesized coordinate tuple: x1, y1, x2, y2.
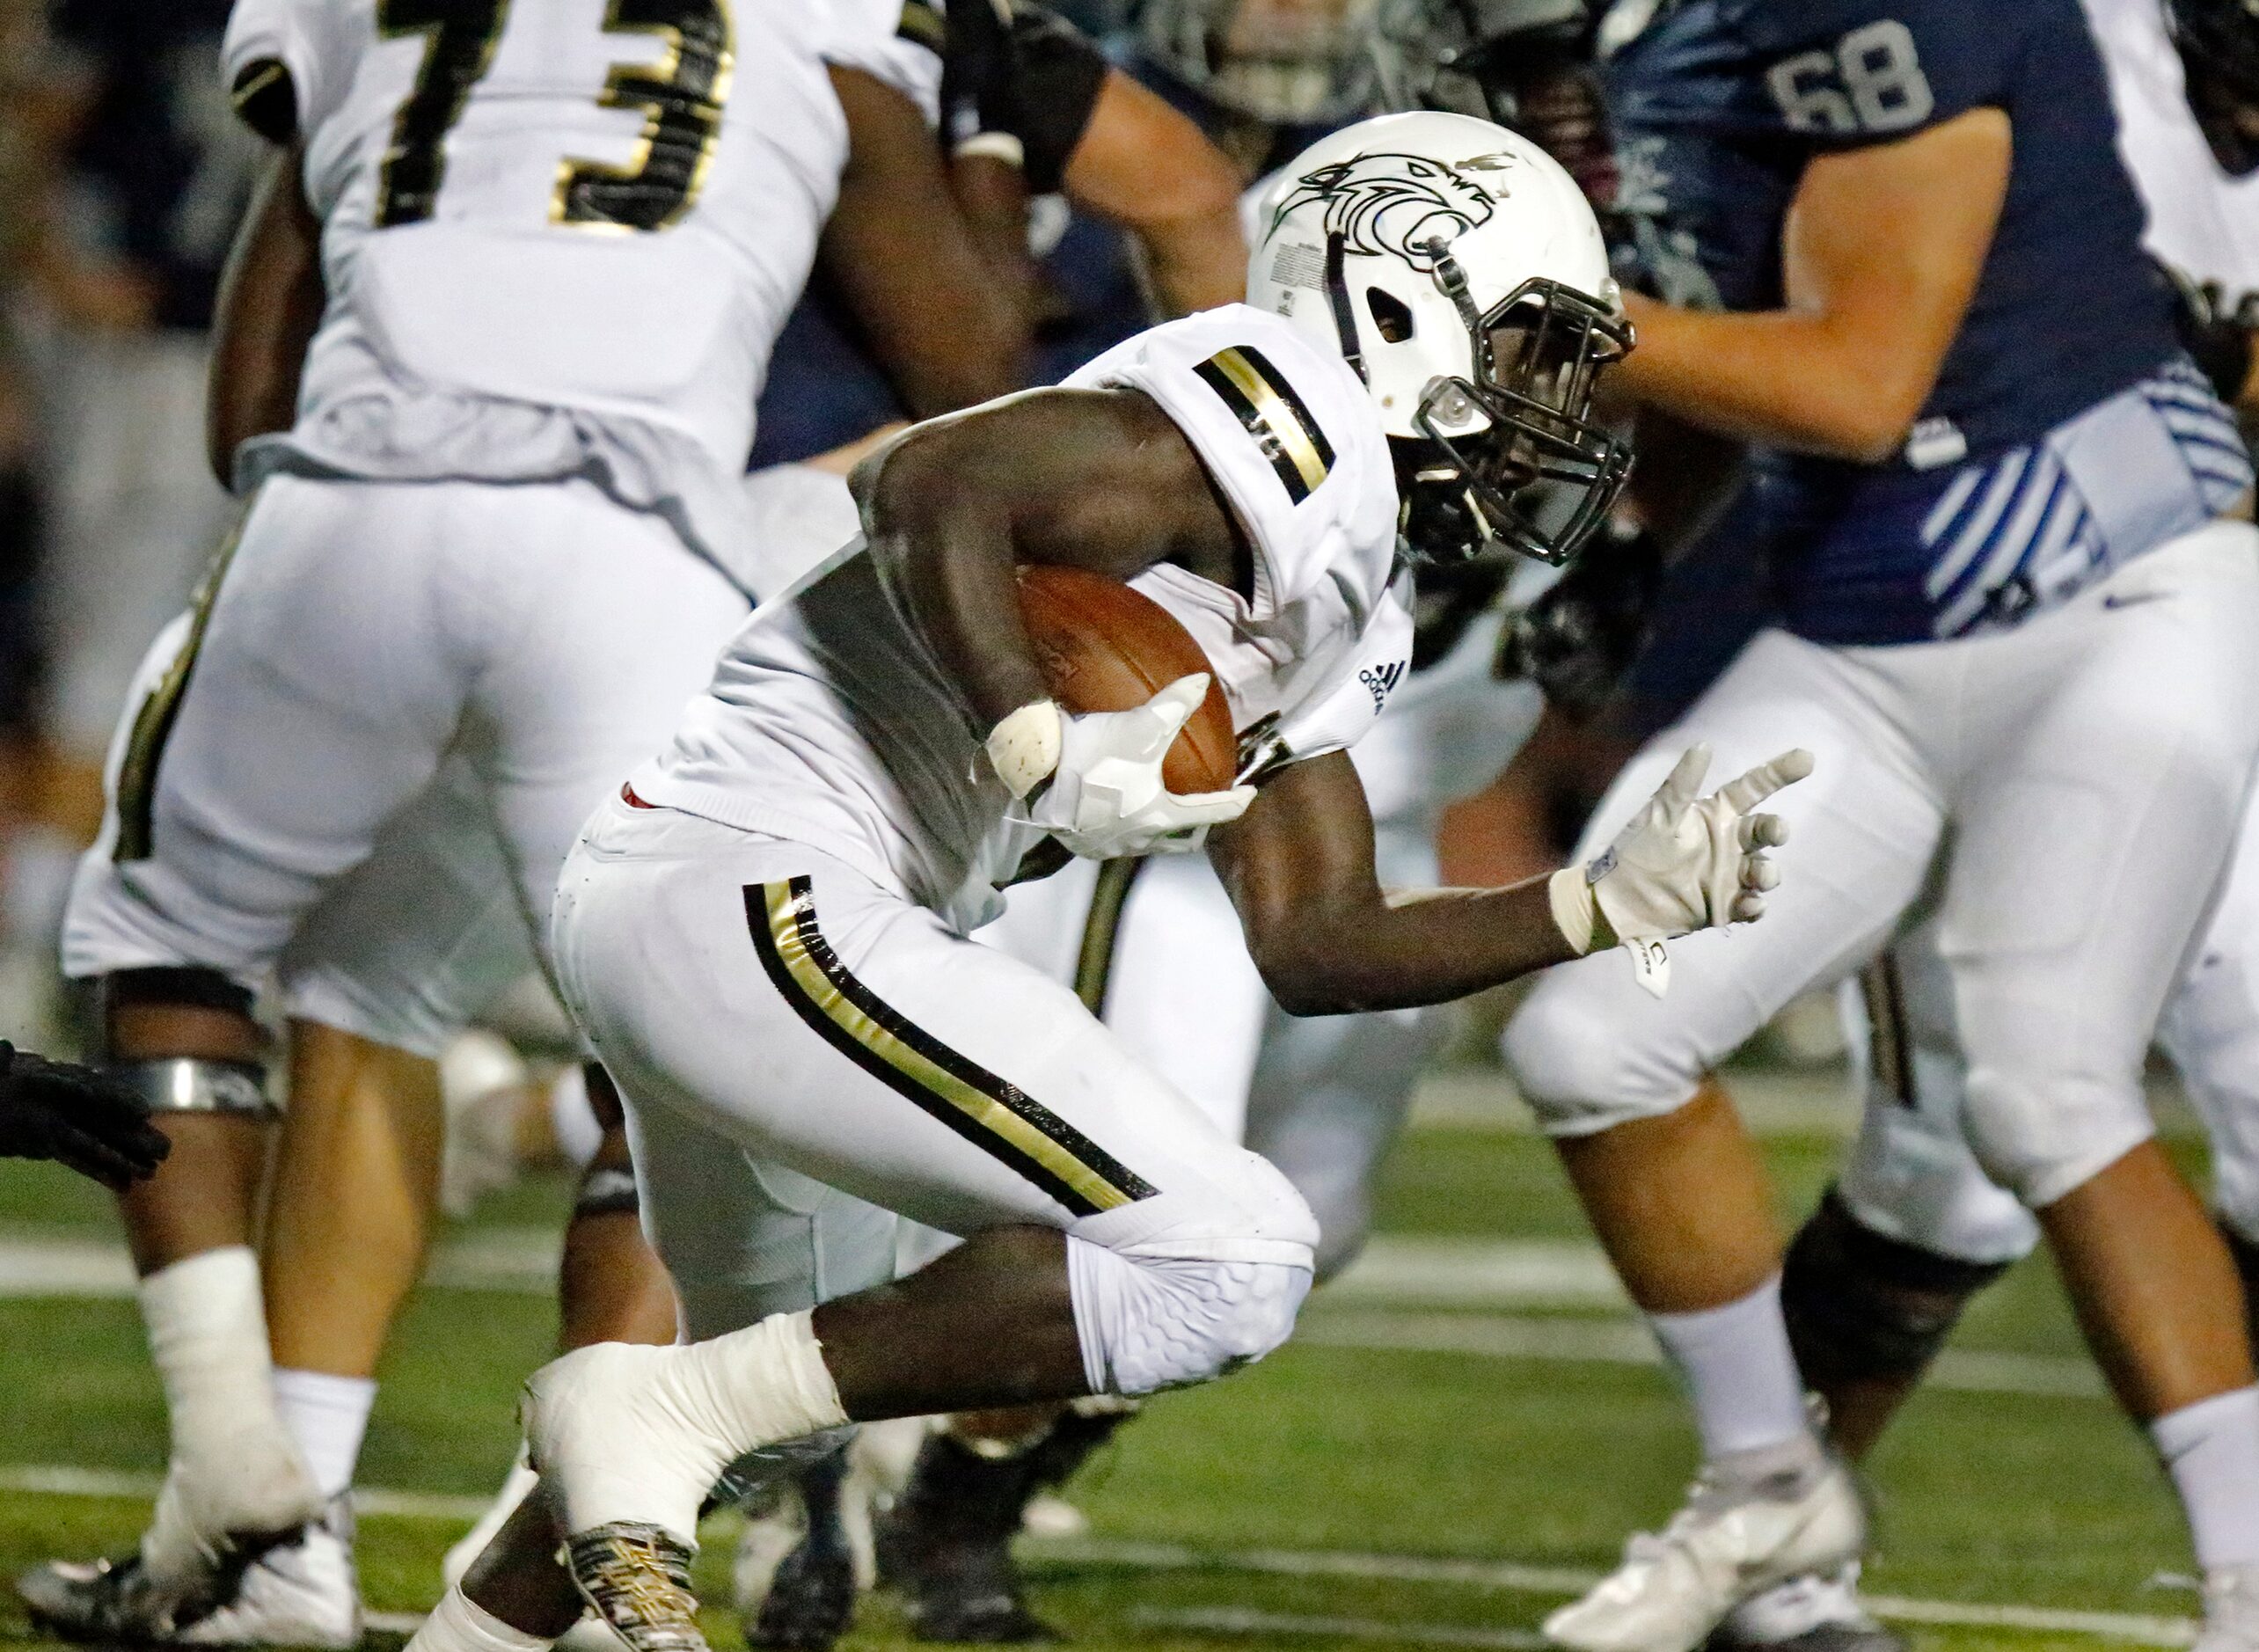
(748, 878, 1156, 1218)
(114, 503, 252, 864)
(1193, 345, 1334, 505)
(896, 0, 946, 52)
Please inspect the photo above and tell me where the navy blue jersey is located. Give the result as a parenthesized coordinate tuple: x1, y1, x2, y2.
(1605, 0, 2248, 643)
(51, 0, 259, 331)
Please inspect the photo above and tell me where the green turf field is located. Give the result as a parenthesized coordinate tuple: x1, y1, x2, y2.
(0, 1071, 2215, 1652)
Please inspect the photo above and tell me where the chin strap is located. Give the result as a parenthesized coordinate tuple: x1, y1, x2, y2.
(1323, 232, 1366, 384)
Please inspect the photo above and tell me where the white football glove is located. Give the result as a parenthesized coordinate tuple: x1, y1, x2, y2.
(1548, 743, 1815, 997)
(985, 675, 1255, 860)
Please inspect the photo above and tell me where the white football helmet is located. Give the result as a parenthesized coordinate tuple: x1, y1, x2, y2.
(1248, 109, 1633, 565)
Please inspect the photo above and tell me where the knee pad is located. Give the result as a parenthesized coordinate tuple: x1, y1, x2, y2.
(1501, 982, 1698, 1137)
(105, 965, 258, 1024)
(99, 969, 274, 1116)
(1780, 1188, 2010, 1388)
(1062, 1151, 1317, 1393)
(1064, 1239, 1311, 1396)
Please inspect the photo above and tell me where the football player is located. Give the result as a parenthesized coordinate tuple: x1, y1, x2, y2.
(17, 0, 1027, 1643)
(411, 111, 1809, 1652)
(1654, 3, 2259, 1648)
(1489, 4, 2259, 1652)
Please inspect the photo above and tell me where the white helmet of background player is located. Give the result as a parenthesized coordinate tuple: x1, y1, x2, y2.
(1248, 110, 1633, 565)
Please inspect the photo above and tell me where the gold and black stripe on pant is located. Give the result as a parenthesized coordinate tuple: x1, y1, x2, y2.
(1859, 954, 1917, 1110)
(747, 877, 1157, 1219)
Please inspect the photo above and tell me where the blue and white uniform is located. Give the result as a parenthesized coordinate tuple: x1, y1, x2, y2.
(1503, 0, 2259, 1210)
(1825, 0, 2259, 1269)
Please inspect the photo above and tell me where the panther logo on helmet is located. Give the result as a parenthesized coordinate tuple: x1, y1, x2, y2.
(1267, 152, 1501, 274)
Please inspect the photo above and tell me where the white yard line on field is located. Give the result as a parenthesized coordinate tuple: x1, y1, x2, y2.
(1134, 1605, 1549, 1648)
(0, 1232, 2106, 1397)
(0, 1467, 2197, 1646)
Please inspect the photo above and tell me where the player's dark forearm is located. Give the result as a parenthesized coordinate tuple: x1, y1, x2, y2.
(1253, 878, 1578, 1017)
(857, 435, 1051, 730)
(208, 143, 322, 486)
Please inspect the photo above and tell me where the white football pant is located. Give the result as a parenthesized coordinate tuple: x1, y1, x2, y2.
(63, 471, 749, 998)
(1503, 521, 2259, 1210)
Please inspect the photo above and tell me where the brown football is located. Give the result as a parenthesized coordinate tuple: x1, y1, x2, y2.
(1014, 564, 1236, 795)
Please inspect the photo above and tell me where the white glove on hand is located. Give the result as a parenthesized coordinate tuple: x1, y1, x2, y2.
(1548, 743, 1814, 997)
(998, 675, 1255, 859)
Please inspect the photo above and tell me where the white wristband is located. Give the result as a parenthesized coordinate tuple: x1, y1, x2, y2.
(953, 130, 1027, 170)
(984, 699, 1063, 799)
(1547, 866, 1603, 957)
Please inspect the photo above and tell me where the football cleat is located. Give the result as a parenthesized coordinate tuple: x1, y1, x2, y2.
(565, 1523, 706, 1652)
(875, 1434, 1055, 1643)
(1545, 1456, 1865, 1652)
(174, 1497, 362, 1648)
(2197, 1564, 2259, 1652)
(1706, 1566, 1903, 1652)
(16, 1499, 359, 1651)
(746, 1454, 857, 1650)
(19, 1553, 202, 1644)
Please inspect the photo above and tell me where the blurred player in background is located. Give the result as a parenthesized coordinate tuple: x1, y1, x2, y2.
(1488, 4, 2259, 1652)
(16, 0, 1027, 1644)
(17, 0, 254, 881)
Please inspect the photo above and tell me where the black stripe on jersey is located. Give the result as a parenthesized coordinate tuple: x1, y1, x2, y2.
(745, 877, 1157, 1218)
(1192, 346, 1335, 506)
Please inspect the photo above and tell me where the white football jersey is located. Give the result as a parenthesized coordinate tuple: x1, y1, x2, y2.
(223, 0, 937, 573)
(2080, 0, 2259, 304)
(634, 304, 1408, 933)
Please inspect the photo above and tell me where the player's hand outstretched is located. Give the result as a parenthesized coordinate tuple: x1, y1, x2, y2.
(1549, 745, 1813, 992)
(1000, 674, 1256, 859)
(0, 1041, 171, 1188)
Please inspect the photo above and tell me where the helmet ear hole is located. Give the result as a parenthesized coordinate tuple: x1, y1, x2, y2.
(1365, 287, 1415, 343)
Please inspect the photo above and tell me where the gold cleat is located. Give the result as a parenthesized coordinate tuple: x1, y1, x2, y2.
(565, 1523, 707, 1652)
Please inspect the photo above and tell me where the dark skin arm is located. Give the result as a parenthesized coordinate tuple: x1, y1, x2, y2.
(854, 386, 1240, 728)
(207, 138, 324, 486)
(822, 65, 1028, 420)
(857, 390, 1579, 1007)
(1208, 753, 1575, 1016)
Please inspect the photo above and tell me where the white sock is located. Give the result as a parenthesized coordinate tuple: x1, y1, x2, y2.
(273, 1368, 378, 1502)
(682, 1310, 850, 1455)
(1648, 1276, 1816, 1461)
(137, 1247, 316, 1582)
(534, 1311, 847, 1539)
(410, 1583, 553, 1652)
(2153, 1387, 2259, 1569)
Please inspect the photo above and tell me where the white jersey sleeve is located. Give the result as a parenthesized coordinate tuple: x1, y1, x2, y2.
(825, 0, 947, 128)
(223, 0, 351, 138)
(1259, 577, 1415, 771)
(1066, 304, 1400, 624)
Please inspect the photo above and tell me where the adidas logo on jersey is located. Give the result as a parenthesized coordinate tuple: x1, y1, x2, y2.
(1359, 661, 1406, 712)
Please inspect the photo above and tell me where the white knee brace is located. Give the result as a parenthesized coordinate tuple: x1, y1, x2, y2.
(1064, 1155, 1317, 1396)
(1064, 1241, 1312, 1395)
